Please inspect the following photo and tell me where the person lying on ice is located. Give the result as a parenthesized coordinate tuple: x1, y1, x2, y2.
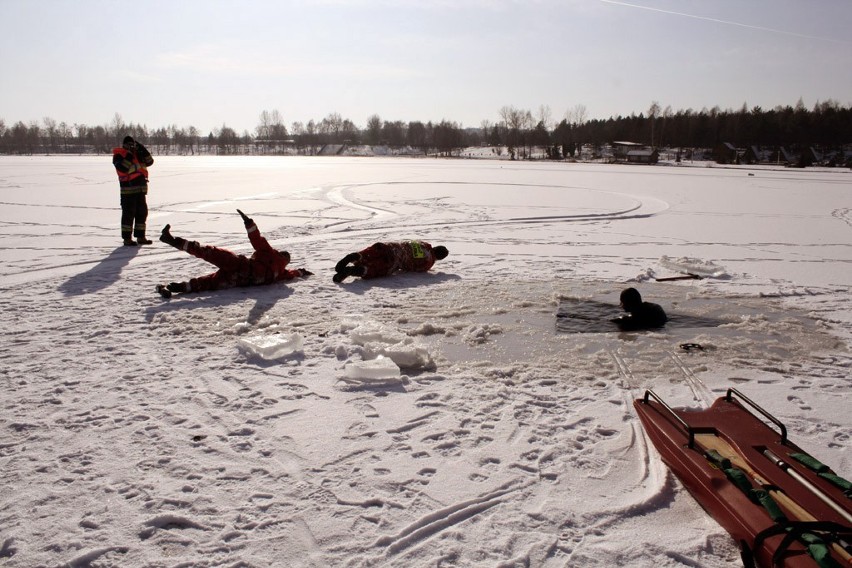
(156, 209, 312, 298)
(612, 287, 668, 331)
(333, 240, 449, 283)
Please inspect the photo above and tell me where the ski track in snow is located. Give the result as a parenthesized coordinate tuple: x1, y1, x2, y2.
(1, 157, 850, 567)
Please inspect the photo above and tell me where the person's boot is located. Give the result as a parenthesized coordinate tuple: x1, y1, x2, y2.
(123, 238, 138, 247)
(155, 284, 172, 298)
(167, 282, 187, 294)
(334, 253, 359, 274)
(137, 236, 153, 245)
(160, 224, 177, 246)
(332, 266, 364, 283)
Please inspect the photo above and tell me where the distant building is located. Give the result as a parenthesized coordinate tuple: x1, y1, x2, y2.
(796, 147, 822, 168)
(626, 149, 659, 164)
(612, 141, 645, 162)
(772, 147, 796, 165)
(714, 143, 738, 164)
(741, 146, 762, 165)
(318, 144, 345, 156)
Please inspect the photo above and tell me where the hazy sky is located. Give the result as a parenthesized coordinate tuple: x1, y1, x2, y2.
(2, 0, 850, 135)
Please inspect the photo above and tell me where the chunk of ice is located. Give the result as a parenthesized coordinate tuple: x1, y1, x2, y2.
(238, 333, 304, 360)
(659, 255, 728, 278)
(350, 321, 407, 345)
(366, 342, 435, 370)
(344, 356, 400, 380)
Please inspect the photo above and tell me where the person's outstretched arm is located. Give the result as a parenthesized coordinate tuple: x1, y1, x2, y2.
(238, 209, 275, 253)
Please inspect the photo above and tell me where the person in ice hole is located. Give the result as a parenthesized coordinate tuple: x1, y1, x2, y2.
(156, 210, 311, 298)
(333, 240, 449, 283)
(612, 287, 668, 330)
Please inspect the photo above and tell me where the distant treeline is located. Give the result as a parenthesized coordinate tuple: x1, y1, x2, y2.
(1, 100, 850, 158)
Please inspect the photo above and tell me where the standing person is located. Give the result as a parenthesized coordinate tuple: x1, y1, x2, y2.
(612, 287, 668, 330)
(112, 135, 154, 246)
(156, 209, 312, 298)
(333, 240, 449, 283)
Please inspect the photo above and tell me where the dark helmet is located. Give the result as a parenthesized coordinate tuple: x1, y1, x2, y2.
(620, 287, 642, 310)
(433, 246, 449, 260)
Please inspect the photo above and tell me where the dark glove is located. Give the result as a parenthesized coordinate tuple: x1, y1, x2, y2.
(236, 209, 254, 227)
(136, 144, 154, 166)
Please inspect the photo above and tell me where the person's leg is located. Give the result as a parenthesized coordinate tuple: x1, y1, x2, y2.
(120, 194, 136, 245)
(335, 252, 360, 274)
(160, 270, 235, 295)
(188, 271, 237, 292)
(186, 244, 243, 272)
(332, 262, 365, 283)
(160, 225, 243, 272)
(134, 195, 151, 244)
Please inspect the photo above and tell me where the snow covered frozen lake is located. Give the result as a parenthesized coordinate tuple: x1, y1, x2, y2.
(1, 155, 850, 566)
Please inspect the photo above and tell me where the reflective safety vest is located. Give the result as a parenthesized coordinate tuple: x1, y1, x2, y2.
(112, 147, 149, 185)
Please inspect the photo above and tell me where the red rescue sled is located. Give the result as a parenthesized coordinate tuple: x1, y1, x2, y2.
(634, 388, 851, 567)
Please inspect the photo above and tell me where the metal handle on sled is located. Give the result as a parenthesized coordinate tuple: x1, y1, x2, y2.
(641, 389, 697, 448)
(725, 388, 788, 444)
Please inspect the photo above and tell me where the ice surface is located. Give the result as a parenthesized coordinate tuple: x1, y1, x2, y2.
(2, 157, 851, 568)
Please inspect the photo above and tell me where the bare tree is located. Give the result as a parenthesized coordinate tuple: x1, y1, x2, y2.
(499, 105, 526, 159)
(480, 119, 492, 144)
(381, 120, 406, 147)
(111, 113, 125, 140)
(269, 110, 287, 141)
(537, 105, 552, 131)
(257, 110, 271, 139)
(407, 121, 427, 153)
(58, 121, 72, 152)
(658, 105, 673, 148)
(216, 123, 239, 154)
(341, 118, 358, 144)
(188, 126, 199, 154)
(565, 104, 587, 127)
(42, 117, 58, 153)
(306, 119, 318, 154)
(648, 101, 661, 146)
(321, 112, 344, 143)
(366, 114, 382, 145)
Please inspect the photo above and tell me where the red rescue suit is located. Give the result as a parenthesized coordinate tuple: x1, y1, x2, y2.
(177, 222, 304, 292)
(356, 240, 438, 279)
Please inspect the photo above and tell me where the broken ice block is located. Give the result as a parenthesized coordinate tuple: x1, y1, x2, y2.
(344, 356, 400, 380)
(350, 321, 407, 346)
(238, 333, 304, 360)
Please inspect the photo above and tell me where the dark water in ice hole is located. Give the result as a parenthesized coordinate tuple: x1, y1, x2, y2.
(423, 290, 830, 366)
